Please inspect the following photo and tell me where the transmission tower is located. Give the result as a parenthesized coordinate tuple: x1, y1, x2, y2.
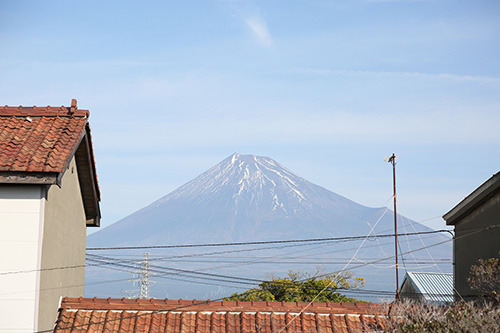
(121, 252, 151, 299)
(139, 252, 150, 299)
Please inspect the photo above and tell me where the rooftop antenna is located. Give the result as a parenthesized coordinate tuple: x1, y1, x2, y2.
(385, 153, 400, 301)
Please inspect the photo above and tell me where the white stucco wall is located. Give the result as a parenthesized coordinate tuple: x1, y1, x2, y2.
(0, 185, 44, 332)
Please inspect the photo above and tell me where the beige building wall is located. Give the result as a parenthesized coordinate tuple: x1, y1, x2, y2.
(38, 157, 87, 332)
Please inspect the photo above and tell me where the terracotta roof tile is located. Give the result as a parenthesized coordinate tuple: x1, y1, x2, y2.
(106, 312, 121, 332)
(180, 312, 195, 333)
(151, 312, 168, 333)
(286, 312, 301, 333)
(330, 314, 349, 333)
(367, 314, 386, 332)
(0, 102, 88, 173)
(345, 314, 363, 332)
(54, 298, 388, 333)
(1, 100, 101, 225)
(136, 311, 153, 332)
(75, 309, 92, 329)
(240, 312, 255, 333)
(196, 311, 211, 333)
(315, 313, 332, 333)
(56, 310, 77, 330)
(166, 312, 182, 333)
(226, 313, 241, 333)
(211, 312, 225, 333)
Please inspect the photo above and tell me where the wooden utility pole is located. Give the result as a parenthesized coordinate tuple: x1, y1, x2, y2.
(387, 153, 400, 301)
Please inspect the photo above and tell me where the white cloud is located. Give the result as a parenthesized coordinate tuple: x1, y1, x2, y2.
(364, 0, 435, 2)
(290, 68, 500, 84)
(245, 15, 272, 47)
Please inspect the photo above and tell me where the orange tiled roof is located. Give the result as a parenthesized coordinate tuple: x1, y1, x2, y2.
(0, 100, 89, 173)
(0, 100, 101, 226)
(54, 297, 388, 333)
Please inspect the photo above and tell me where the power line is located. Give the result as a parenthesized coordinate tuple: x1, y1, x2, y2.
(85, 233, 451, 282)
(146, 259, 451, 265)
(88, 261, 253, 291)
(87, 240, 337, 261)
(0, 224, 462, 322)
(98, 233, 448, 262)
(0, 240, 338, 277)
(274, 224, 494, 333)
(277, 204, 392, 333)
(87, 253, 263, 283)
(0, 230, 451, 277)
(86, 255, 261, 285)
(85, 230, 452, 251)
(304, 225, 497, 282)
(84, 245, 451, 292)
(36, 226, 494, 333)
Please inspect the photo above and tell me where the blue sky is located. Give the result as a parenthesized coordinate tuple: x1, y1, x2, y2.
(1, 0, 499, 232)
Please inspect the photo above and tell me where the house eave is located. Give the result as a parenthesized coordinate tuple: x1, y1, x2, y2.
(0, 171, 59, 185)
(75, 125, 101, 227)
(443, 172, 500, 225)
(86, 216, 100, 227)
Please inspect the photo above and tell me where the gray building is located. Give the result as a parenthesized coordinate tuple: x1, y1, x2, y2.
(443, 172, 500, 301)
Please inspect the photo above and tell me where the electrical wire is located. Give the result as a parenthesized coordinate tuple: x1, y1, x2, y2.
(0, 227, 459, 305)
(36, 226, 494, 333)
(86, 256, 260, 286)
(277, 202, 391, 333)
(86, 236, 453, 292)
(85, 230, 452, 251)
(304, 225, 499, 281)
(0, 229, 453, 277)
(398, 202, 466, 301)
(85, 234, 450, 279)
(87, 253, 263, 283)
(276, 224, 496, 332)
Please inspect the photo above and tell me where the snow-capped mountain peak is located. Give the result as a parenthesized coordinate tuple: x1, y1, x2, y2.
(155, 153, 324, 215)
(88, 153, 403, 245)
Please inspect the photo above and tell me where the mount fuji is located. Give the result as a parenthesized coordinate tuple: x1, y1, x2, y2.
(86, 153, 451, 300)
(89, 153, 398, 245)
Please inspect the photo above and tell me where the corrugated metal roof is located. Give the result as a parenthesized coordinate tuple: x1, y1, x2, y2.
(403, 272, 454, 304)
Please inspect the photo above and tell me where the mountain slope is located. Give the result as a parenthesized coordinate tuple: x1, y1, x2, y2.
(86, 153, 451, 300)
(88, 153, 409, 246)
